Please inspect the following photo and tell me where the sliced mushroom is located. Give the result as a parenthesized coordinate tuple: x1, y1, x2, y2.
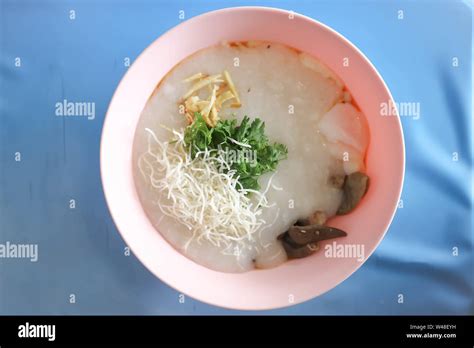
(281, 234, 319, 259)
(337, 172, 369, 215)
(288, 225, 347, 245)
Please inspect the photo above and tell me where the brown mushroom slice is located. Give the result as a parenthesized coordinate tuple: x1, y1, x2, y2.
(337, 172, 370, 215)
(281, 235, 319, 259)
(288, 225, 347, 245)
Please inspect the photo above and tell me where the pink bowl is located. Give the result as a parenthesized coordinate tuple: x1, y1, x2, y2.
(101, 6, 405, 310)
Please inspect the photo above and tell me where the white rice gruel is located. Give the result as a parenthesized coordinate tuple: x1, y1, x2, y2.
(132, 41, 369, 272)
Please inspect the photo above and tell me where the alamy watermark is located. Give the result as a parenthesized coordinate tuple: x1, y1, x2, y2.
(380, 100, 421, 120)
(216, 145, 257, 170)
(0, 241, 38, 262)
(18, 322, 55, 341)
(324, 241, 365, 262)
(55, 99, 95, 120)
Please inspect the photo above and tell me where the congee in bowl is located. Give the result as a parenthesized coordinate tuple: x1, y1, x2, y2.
(132, 41, 370, 273)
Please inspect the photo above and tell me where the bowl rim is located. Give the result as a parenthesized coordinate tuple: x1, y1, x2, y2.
(100, 5, 405, 311)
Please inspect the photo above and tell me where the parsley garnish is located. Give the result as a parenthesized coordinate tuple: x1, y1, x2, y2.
(184, 113, 288, 191)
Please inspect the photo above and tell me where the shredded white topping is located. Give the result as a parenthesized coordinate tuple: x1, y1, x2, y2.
(138, 127, 272, 256)
(271, 183, 283, 191)
(227, 137, 252, 148)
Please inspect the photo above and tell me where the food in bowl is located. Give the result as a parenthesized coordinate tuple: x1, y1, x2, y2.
(132, 41, 370, 273)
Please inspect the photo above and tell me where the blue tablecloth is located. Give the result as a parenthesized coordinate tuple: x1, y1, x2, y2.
(0, 0, 472, 314)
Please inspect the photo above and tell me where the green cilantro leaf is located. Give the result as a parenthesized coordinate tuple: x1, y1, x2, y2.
(184, 113, 288, 191)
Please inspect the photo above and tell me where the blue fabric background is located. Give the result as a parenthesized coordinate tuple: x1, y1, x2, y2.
(0, 0, 472, 314)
